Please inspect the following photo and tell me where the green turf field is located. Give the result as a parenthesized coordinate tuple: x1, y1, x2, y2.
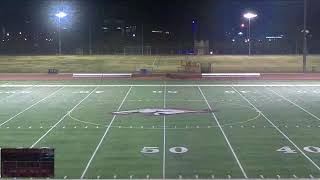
(1, 81, 320, 179)
(0, 55, 320, 73)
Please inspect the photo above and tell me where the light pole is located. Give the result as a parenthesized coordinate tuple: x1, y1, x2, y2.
(303, 0, 308, 72)
(55, 11, 67, 55)
(243, 12, 257, 56)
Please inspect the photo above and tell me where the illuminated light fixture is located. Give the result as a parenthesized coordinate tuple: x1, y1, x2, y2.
(152, 30, 163, 33)
(243, 12, 258, 19)
(55, 11, 67, 18)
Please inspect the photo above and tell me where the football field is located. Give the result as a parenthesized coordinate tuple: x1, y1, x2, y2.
(0, 81, 320, 179)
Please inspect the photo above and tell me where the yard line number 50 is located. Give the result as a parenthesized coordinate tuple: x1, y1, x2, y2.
(277, 146, 320, 154)
(141, 147, 188, 154)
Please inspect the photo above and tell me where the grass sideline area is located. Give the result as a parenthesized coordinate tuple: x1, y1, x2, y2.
(0, 55, 320, 73)
(0, 80, 320, 179)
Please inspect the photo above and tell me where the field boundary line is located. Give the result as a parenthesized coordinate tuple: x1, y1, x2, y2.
(3, 84, 320, 88)
(232, 86, 320, 171)
(80, 86, 132, 179)
(268, 88, 320, 122)
(0, 87, 64, 127)
(30, 87, 99, 148)
(198, 86, 248, 179)
(163, 85, 166, 179)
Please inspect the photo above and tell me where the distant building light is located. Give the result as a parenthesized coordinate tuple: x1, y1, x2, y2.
(152, 30, 163, 33)
(238, 32, 244, 35)
(132, 34, 136, 37)
(210, 51, 213, 55)
(24, 38, 27, 41)
(165, 31, 170, 35)
(232, 39, 235, 42)
(241, 24, 245, 28)
(6, 33, 9, 36)
(266, 36, 283, 39)
(117, 27, 122, 30)
(19, 32, 22, 35)
(102, 27, 109, 30)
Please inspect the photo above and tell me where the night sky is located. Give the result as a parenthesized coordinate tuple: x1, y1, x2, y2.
(0, 0, 319, 53)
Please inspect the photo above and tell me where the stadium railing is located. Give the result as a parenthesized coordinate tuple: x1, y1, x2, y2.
(202, 73, 261, 78)
(73, 73, 132, 78)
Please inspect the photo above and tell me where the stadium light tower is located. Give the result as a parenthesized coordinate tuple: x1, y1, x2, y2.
(55, 11, 67, 55)
(303, 0, 308, 72)
(243, 12, 258, 56)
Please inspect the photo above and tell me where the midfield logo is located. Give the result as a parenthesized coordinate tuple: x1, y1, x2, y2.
(112, 108, 213, 116)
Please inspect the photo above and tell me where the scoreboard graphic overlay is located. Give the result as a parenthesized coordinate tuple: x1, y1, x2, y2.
(1, 148, 54, 178)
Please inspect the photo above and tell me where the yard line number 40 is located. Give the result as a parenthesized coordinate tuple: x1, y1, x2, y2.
(141, 147, 188, 154)
(277, 146, 320, 154)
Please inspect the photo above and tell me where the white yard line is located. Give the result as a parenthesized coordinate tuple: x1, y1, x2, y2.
(0, 87, 64, 127)
(232, 86, 320, 171)
(268, 88, 320, 122)
(198, 86, 248, 179)
(80, 86, 132, 179)
(3, 84, 320, 88)
(30, 87, 99, 148)
(163, 85, 166, 179)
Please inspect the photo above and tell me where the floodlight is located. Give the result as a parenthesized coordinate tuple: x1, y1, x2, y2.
(55, 12, 67, 18)
(243, 12, 257, 19)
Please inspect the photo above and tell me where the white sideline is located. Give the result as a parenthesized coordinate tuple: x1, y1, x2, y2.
(73, 73, 132, 78)
(198, 86, 248, 179)
(163, 85, 166, 179)
(268, 88, 320, 122)
(0, 87, 64, 127)
(3, 84, 320, 88)
(202, 73, 261, 78)
(30, 87, 99, 148)
(80, 86, 132, 179)
(232, 86, 320, 171)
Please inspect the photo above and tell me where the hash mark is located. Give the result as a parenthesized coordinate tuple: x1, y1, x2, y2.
(277, 175, 280, 179)
(293, 174, 297, 178)
(260, 175, 264, 179)
(309, 174, 314, 178)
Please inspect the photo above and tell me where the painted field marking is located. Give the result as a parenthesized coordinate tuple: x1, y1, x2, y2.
(268, 88, 320, 122)
(80, 86, 132, 179)
(198, 86, 248, 179)
(0, 87, 64, 128)
(232, 86, 320, 171)
(0, 86, 34, 103)
(30, 87, 99, 148)
(163, 85, 167, 179)
(4, 84, 320, 88)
